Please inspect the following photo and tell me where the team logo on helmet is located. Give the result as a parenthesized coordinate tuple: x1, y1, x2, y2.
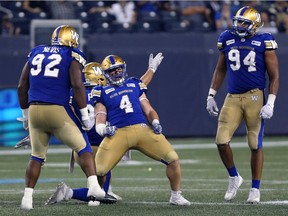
(51, 25, 79, 48)
(83, 62, 107, 86)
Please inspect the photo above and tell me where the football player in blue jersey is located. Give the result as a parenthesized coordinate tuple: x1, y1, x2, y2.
(206, 6, 279, 203)
(17, 25, 106, 210)
(44, 53, 164, 205)
(90, 54, 191, 206)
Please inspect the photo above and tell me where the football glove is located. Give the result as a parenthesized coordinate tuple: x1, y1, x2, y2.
(80, 107, 95, 130)
(17, 108, 29, 130)
(96, 123, 116, 137)
(103, 124, 116, 136)
(152, 119, 162, 134)
(260, 94, 276, 119)
(148, 52, 164, 73)
(260, 104, 274, 119)
(206, 97, 219, 117)
(82, 117, 95, 131)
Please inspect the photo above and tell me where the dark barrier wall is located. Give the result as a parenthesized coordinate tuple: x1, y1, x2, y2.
(1, 33, 288, 142)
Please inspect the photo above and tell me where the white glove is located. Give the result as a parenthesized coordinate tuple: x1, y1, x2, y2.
(260, 94, 276, 119)
(152, 119, 162, 134)
(206, 97, 219, 117)
(80, 107, 94, 130)
(17, 108, 29, 130)
(148, 52, 164, 73)
(82, 118, 95, 131)
(260, 104, 274, 119)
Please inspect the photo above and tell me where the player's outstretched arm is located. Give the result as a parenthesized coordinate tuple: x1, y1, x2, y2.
(140, 52, 164, 86)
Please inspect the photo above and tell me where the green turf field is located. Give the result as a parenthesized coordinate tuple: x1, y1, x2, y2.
(1, 137, 288, 216)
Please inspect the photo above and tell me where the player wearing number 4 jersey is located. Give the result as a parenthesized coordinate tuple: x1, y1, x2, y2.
(206, 6, 279, 203)
(91, 55, 190, 206)
(17, 25, 105, 210)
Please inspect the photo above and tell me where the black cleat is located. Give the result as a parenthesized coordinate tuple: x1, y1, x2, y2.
(99, 193, 117, 204)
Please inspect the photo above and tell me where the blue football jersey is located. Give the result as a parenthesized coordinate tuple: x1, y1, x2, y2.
(70, 87, 103, 145)
(91, 77, 148, 128)
(217, 30, 278, 94)
(27, 45, 86, 106)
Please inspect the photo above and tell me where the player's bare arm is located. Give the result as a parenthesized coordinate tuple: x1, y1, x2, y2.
(70, 61, 87, 109)
(17, 62, 30, 109)
(95, 102, 107, 125)
(139, 93, 159, 123)
(265, 50, 279, 96)
(210, 52, 227, 91)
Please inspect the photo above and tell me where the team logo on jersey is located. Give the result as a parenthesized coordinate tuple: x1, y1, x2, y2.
(251, 41, 261, 46)
(105, 88, 115, 94)
(127, 83, 135, 88)
(251, 95, 259, 101)
(226, 39, 235, 46)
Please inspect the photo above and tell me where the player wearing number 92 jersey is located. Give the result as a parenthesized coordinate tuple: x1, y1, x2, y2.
(18, 25, 106, 210)
(217, 29, 278, 94)
(27, 44, 86, 105)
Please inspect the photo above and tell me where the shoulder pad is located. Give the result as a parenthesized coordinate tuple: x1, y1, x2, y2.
(71, 48, 86, 66)
(127, 77, 141, 82)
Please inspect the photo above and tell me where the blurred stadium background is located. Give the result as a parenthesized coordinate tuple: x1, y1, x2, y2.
(1, 1, 288, 146)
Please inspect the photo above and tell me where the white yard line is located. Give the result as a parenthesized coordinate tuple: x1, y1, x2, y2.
(1, 141, 288, 155)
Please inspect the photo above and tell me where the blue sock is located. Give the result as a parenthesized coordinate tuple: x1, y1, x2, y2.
(227, 166, 238, 177)
(103, 170, 111, 193)
(252, 179, 260, 189)
(72, 188, 89, 202)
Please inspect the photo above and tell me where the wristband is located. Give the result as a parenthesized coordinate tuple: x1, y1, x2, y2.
(95, 123, 106, 136)
(80, 107, 89, 120)
(267, 94, 276, 107)
(22, 108, 29, 118)
(207, 88, 217, 100)
(149, 67, 156, 73)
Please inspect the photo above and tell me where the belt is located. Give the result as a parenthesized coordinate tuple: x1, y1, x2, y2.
(29, 102, 54, 105)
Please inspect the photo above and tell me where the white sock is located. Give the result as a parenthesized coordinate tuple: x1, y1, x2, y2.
(24, 187, 34, 198)
(66, 188, 73, 199)
(87, 175, 99, 188)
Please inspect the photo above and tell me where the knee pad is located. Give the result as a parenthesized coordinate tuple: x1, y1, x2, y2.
(247, 131, 262, 150)
(166, 151, 179, 165)
(216, 126, 231, 144)
(96, 164, 108, 177)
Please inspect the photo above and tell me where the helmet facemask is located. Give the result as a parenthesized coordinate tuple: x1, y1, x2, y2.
(232, 7, 263, 38)
(104, 65, 127, 86)
(101, 55, 127, 86)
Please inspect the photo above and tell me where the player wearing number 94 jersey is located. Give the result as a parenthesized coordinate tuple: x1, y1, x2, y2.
(206, 6, 279, 204)
(17, 25, 105, 210)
